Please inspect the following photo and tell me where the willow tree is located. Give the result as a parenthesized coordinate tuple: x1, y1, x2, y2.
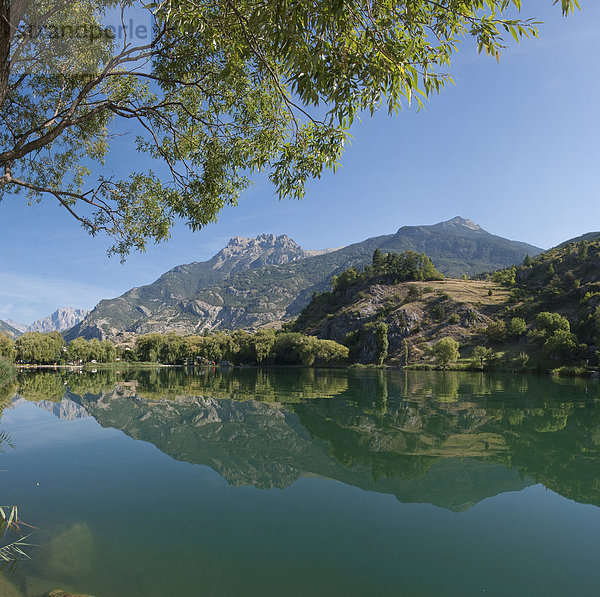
(0, 0, 578, 256)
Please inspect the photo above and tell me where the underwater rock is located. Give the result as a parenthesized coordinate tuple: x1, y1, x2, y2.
(0, 573, 25, 597)
(41, 522, 95, 580)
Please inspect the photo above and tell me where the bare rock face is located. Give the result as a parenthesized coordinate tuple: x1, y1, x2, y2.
(27, 307, 89, 334)
(439, 216, 482, 232)
(12, 397, 90, 421)
(212, 234, 310, 270)
(3, 319, 27, 333)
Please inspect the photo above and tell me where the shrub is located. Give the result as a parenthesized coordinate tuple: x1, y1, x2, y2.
(406, 286, 423, 301)
(513, 352, 530, 371)
(485, 320, 507, 344)
(536, 312, 570, 336)
(508, 317, 527, 338)
(552, 366, 590, 377)
(543, 330, 578, 361)
(432, 303, 446, 321)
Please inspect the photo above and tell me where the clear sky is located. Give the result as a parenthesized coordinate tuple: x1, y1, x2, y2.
(1, 1, 599, 325)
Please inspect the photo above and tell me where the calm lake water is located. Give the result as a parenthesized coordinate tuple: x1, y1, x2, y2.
(1, 368, 600, 596)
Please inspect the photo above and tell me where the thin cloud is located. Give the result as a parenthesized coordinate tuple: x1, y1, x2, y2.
(0, 272, 119, 324)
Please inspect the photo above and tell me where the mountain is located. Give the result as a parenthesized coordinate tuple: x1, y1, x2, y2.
(66, 234, 317, 340)
(3, 319, 27, 333)
(27, 307, 89, 334)
(67, 218, 543, 341)
(555, 231, 600, 248)
(0, 319, 23, 338)
(12, 396, 90, 420)
(294, 276, 508, 364)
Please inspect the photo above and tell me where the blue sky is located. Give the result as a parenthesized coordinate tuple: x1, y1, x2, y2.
(1, 1, 599, 325)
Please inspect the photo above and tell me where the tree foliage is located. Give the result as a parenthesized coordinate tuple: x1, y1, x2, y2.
(132, 329, 348, 366)
(67, 337, 117, 363)
(374, 322, 389, 366)
(485, 320, 507, 344)
(332, 249, 443, 291)
(543, 330, 578, 362)
(15, 332, 65, 364)
(0, 0, 578, 255)
(507, 316, 527, 338)
(432, 337, 460, 369)
(536, 312, 570, 336)
(0, 333, 16, 362)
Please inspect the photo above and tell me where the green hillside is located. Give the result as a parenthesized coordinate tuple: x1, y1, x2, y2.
(295, 238, 600, 370)
(482, 237, 600, 347)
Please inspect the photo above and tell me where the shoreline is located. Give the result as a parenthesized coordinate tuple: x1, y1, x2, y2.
(12, 361, 600, 378)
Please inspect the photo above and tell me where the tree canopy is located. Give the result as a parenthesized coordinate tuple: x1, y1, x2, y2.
(0, 0, 578, 256)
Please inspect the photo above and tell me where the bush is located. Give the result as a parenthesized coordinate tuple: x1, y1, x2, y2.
(507, 317, 527, 338)
(485, 320, 507, 343)
(513, 352, 530, 371)
(536, 312, 570, 336)
(432, 303, 446, 321)
(552, 366, 590, 377)
(543, 330, 578, 361)
(406, 286, 423, 301)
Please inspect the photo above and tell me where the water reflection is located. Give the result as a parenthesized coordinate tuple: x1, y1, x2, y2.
(8, 368, 600, 511)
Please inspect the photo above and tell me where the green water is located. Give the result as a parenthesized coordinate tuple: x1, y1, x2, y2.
(1, 368, 600, 596)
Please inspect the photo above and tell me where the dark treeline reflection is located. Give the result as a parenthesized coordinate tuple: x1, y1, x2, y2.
(10, 368, 600, 510)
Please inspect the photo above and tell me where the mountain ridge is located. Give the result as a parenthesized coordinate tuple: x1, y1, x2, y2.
(66, 217, 543, 341)
(0, 319, 23, 339)
(27, 307, 89, 334)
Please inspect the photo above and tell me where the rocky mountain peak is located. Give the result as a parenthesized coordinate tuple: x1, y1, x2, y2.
(441, 216, 482, 231)
(213, 234, 308, 269)
(4, 319, 27, 333)
(226, 233, 297, 249)
(27, 306, 89, 334)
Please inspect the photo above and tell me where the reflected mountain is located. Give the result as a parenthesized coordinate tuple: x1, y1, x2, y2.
(11, 396, 90, 421)
(12, 368, 600, 511)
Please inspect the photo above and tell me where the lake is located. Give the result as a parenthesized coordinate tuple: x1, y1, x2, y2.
(1, 368, 600, 596)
